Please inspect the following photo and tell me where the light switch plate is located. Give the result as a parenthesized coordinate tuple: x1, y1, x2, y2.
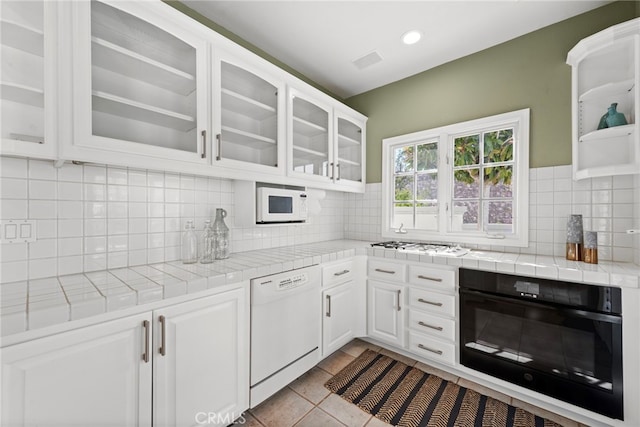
(1, 220, 36, 243)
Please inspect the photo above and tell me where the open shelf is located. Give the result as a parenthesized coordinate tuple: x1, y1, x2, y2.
(222, 88, 276, 120)
(221, 126, 276, 150)
(293, 116, 327, 137)
(92, 91, 196, 131)
(579, 79, 634, 103)
(91, 37, 195, 95)
(1, 19, 44, 57)
(1, 82, 44, 108)
(579, 124, 634, 142)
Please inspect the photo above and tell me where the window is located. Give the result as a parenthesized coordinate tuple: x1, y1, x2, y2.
(382, 109, 529, 247)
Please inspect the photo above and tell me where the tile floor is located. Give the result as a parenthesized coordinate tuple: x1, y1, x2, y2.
(240, 339, 585, 427)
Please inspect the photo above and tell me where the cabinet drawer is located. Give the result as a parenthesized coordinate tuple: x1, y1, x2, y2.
(408, 265, 456, 291)
(368, 259, 407, 282)
(408, 332, 456, 366)
(322, 259, 354, 288)
(408, 288, 455, 318)
(408, 310, 455, 342)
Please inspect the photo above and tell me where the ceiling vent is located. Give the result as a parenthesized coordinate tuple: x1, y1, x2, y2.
(352, 50, 383, 70)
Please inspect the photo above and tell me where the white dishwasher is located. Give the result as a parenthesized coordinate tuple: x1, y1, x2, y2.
(250, 265, 321, 407)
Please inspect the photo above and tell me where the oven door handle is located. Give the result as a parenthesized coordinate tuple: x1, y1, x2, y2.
(459, 288, 622, 324)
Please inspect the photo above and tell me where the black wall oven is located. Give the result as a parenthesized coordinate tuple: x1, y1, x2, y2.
(459, 268, 623, 420)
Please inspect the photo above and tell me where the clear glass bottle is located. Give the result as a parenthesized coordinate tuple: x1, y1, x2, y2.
(181, 220, 198, 264)
(200, 220, 215, 264)
(213, 208, 230, 259)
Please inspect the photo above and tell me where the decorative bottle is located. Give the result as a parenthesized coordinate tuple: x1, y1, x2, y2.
(213, 208, 230, 259)
(566, 214, 583, 261)
(605, 103, 627, 127)
(200, 220, 215, 264)
(181, 220, 198, 264)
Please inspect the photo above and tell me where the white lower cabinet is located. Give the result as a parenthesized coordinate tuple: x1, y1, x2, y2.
(153, 288, 249, 427)
(1, 312, 153, 427)
(367, 280, 405, 347)
(1, 286, 249, 427)
(322, 281, 356, 356)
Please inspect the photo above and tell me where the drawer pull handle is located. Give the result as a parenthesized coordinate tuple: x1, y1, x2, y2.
(159, 315, 166, 356)
(417, 275, 443, 282)
(418, 344, 443, 355)
(142, 320, 150, 363)
(375, 268, 395, 274)
(334, 269, 350, 276)
(326, 295, 332, 317)
(418, 321, 443, 331)
(418, 298, 443, 307)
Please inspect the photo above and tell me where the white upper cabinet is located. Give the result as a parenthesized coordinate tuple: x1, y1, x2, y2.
(0, 1, 57, 159)
(334, 108, 366, 191)
(213, 49, 286, 175)
(68, 0, 210, 165)
(567, 18, 640, 179)
(287, 86, 367, 191)
(288, 87, 333, 182)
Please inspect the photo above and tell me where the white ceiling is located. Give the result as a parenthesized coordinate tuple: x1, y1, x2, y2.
(183, 0, 612, 99)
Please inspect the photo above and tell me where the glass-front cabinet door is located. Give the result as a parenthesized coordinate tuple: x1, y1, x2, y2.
(288, 88, 332, 181)
(335, 111, 365, 186)
(71, 0, 209, 163)
(0, 0, 57, 159)
(214, 51, 285, 174)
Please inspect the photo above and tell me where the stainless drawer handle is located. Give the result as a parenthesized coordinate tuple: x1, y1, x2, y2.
(418, 344, 443, 355)
(418, 298, 443, 307)
(418, 321, 443, 331)
(142, 320, 150, 363)
(417, 275, 443, 282)
(375, 268, 395, 274)
(334, 269, 350, 276)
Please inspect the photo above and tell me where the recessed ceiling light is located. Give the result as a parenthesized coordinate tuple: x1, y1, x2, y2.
(402, 30, 422, 45)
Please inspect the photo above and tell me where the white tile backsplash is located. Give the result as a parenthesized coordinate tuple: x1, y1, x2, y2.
(0, 158, 347, 283)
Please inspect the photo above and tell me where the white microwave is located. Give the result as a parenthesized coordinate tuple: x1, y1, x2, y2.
(256, 188, 308, 223)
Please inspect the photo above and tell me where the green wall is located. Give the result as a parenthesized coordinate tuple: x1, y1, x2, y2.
(345, 2, 638, 183)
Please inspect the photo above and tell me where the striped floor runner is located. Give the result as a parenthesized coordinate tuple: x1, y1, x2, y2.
(325, 349, 563, 427)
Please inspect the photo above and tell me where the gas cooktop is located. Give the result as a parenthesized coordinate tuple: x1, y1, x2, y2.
(371, 241, 470, 257)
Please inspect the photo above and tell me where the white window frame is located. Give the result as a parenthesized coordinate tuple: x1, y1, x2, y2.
(381, 109, 529, 247)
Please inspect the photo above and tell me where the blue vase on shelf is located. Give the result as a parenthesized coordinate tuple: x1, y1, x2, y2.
(605, 103, 627, 128)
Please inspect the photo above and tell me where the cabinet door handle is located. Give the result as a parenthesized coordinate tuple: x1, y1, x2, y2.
(418, 321, 443, 331)
(375, 268, 395, 274)
(159, 315, 166, 356)
(417, 275, 442, 282)
(334, 269, 350, 276)
(329, 162, 334, 179)
(418, 344, 443, 355)
(216, 133, 221, 161)
(326, 295, 331, 317)
(336, 163, 341, 181)
(396, 290, 402, 311)
(201, 130, 207, 159)
(418, 298, 443, 307)
(142, 320, 150, 363)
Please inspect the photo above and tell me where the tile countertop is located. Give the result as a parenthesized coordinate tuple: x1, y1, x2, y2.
(2, 239, 639, 338)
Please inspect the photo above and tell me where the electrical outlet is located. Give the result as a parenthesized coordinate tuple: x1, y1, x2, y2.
(1, 220, 36, 243)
